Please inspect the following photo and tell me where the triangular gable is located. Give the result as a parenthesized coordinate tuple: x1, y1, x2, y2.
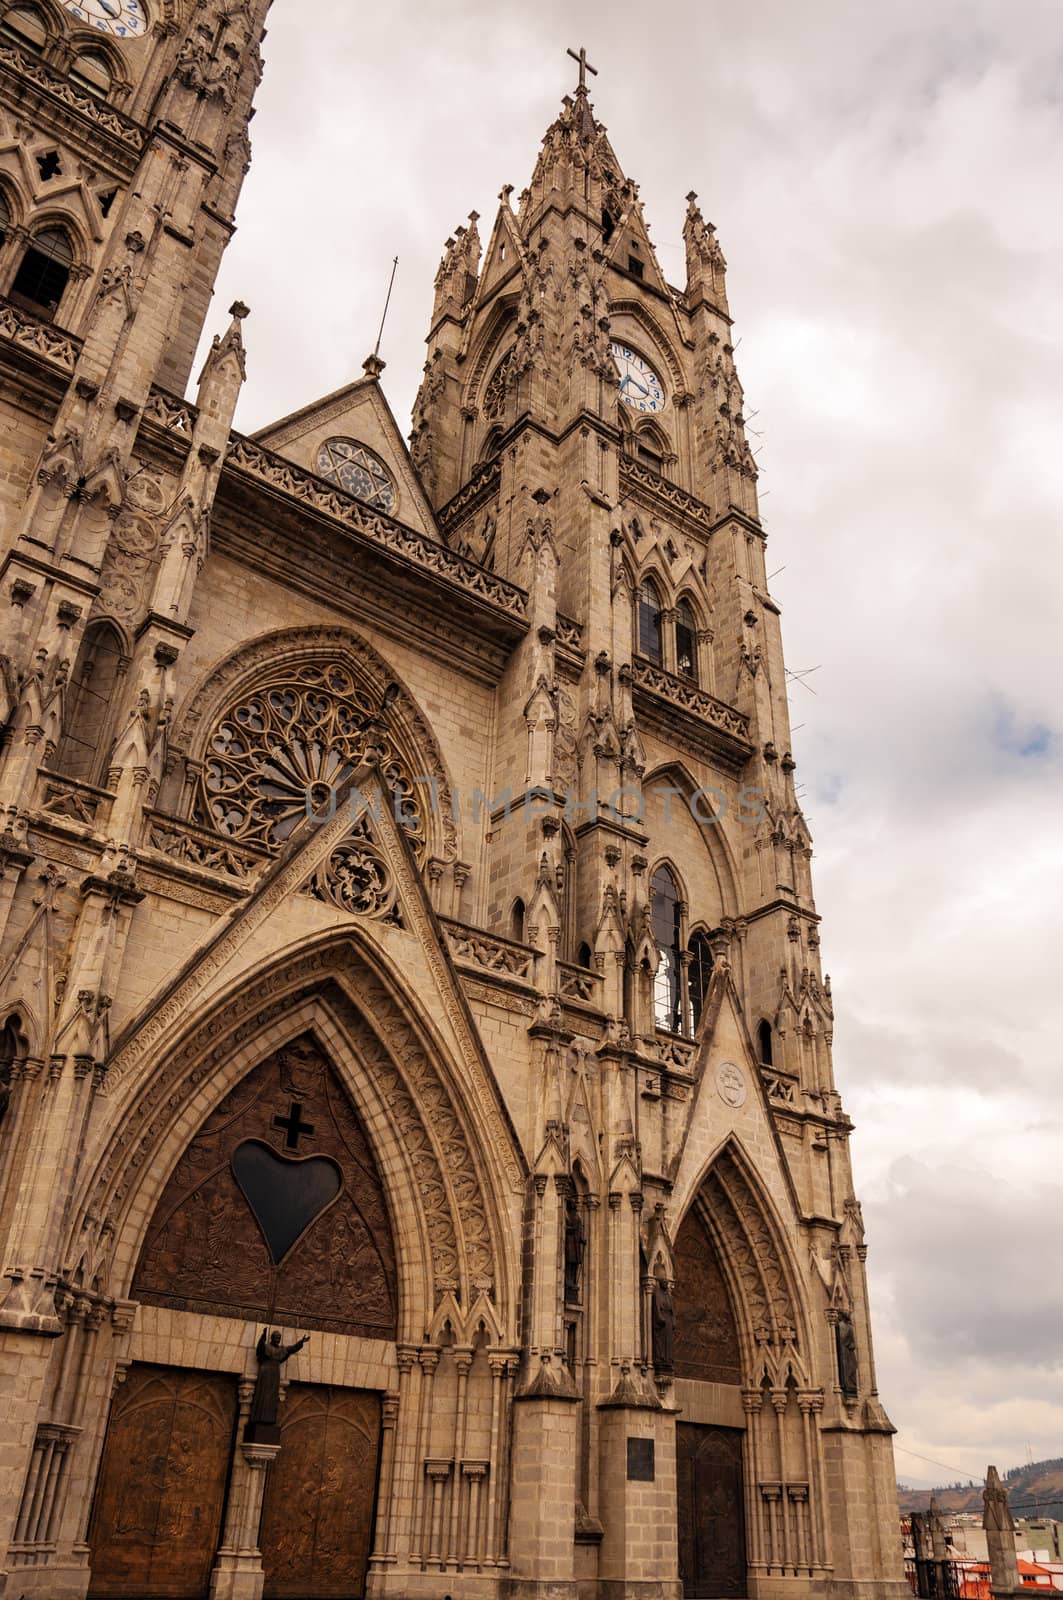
(473, 199, 526, 309)
(104, 763, 527, 1201)
(668, 970, 804, 1232)
(251, 375, 439, 538)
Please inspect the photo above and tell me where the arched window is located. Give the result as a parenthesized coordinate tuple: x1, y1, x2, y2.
(688, 930, 714, 1032)
(638, 578, 662, 665)
(0, 4, 46, 49)
(757, 1019, 774, 1066)
(509, 898, 525, 942)
(676, 597, 698, 682)
(70, 49, 112, 97)
(482, 425, 504, 462)
(0, 1012, 23, 1129)
(55, 620, 124, 783)
(482, 352, 511, 421)
(316, 438, 395, 513)
(577, 941, 593, 970)
(0, 190, 10, 245)
(651, 864, 682, 1032)
(10, 226, 73, 321)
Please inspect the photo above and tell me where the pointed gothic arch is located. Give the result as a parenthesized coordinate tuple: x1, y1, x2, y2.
(673, 1137, 811, 1383)
(643, 759, 742, 921)
(73, 938, 522, 1344)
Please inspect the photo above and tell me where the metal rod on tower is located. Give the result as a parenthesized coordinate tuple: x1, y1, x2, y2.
(374, 255, 399, 359)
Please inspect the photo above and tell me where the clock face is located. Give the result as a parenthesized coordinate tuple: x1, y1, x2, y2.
(611, 342, 665, 413)
(61, 0, 148, 37)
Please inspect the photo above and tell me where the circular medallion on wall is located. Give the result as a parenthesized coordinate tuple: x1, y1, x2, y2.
(715, 1060, 747, 1109)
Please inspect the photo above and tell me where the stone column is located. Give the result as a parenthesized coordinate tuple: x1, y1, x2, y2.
(462, 1460, 489, 1567)
(445, 1346, 474, 1568)
(410, 1346, 439, 1565)
(368, 1390, 400, 1571)
(424, 1460, 452, 1568)
(209, 1381, 277, 1600)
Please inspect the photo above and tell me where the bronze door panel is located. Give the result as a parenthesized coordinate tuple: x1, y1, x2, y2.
(260, 1384, 381, 1598)
(676, 1421, 747, 1600)
(88, 1363, 237, 1598)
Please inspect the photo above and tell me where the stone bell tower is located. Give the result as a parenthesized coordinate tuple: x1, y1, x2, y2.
(0, 0, 268, 1581)
(412, 49, 903, 1600)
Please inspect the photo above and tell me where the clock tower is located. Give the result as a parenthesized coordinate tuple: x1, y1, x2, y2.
(411, 55, 903, 1600)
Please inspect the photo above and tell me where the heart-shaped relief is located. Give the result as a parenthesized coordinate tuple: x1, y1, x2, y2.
(231, 1139, 343, 1265)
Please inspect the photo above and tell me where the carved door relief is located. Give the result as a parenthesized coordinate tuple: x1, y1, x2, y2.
(87, 1363, 237, 1598)
(676, 1422, 747, 1599)
(132, 1037, 398, 1338)
(672, 1203, 742, 1384)
(260, 1384, 382, 1599)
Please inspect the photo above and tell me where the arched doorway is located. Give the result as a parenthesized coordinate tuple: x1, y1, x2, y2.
(672, 1202, 747, 1600)
(86, 1035, 397, 1599)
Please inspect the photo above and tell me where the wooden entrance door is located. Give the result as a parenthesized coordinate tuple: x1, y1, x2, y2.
(88, 1364, 237, 1598)
(676, 1422, 747, 1599)
(260, 1384, 381, 1598)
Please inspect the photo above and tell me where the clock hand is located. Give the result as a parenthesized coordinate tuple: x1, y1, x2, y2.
(98, 0, 119, 13)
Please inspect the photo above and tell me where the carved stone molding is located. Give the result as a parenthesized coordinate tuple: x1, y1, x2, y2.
(224, 436, 527, 621)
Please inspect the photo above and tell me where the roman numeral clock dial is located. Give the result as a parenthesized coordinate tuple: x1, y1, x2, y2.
(59, 0, 147, 37)
(611, 342, 665, 413)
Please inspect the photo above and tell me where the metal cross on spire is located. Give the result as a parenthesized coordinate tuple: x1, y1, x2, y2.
(567, 45, 598, 94)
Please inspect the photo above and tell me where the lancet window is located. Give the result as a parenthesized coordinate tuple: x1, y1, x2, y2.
(651, 866, 718, 1038)
(638, 578, 663, 664)
(635, 584, 708, 685)
(55, 620, 124, 784)
(10, 225, 73, 322)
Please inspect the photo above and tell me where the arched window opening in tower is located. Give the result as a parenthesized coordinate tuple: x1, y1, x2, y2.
(757, 1019, 774, 1066)
(676, 597, 698, 682)
(9, 225, 73, 321)
(70, 49, 112, 97)
(509, 898, 525, 942)
(0, 4, 46, 49)
(651, 864, 683, 1033)
(315, 437, 395, 514)
(55, 619, 125, 784)
(0, 1012, 23, 1130)
(688, 930, 714, 1033)
(638, 578, 663, 664)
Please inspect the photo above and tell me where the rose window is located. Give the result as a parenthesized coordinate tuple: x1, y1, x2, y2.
(196, 662, 424, 858)
(316, 438, 395, 513)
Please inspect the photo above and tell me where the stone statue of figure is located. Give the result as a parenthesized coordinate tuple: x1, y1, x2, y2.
(563, 1193, 585, 1304)
(835, 1313, 859, 1396)
(245, 1328, 309, 1441)
(651, 1274, 675, 1371)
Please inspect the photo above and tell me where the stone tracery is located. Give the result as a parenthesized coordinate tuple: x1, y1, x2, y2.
(193, 656, 426, 859)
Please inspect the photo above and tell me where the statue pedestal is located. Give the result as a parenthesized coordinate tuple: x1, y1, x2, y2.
(208, 1442, 280, 1600)
(243, 1422, 280, 1445)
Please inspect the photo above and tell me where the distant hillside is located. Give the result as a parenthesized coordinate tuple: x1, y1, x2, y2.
(898, 1460, 1063, 1523)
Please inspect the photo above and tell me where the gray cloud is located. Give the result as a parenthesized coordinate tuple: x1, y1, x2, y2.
(200, 0, 1063, 1480)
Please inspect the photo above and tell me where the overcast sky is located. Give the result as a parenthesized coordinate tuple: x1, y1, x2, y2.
(195, 1, 1063, 1489)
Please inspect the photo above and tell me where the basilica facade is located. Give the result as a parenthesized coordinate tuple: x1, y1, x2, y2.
(0, 4, 906, 1599)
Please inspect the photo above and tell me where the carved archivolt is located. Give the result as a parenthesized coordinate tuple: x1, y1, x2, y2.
(75, 943, 512, 1328)
(171, 626, 458, 862)
(684, 1143, 809, 1387)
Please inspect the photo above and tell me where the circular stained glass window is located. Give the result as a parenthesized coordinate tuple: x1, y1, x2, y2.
(316, 437, 395, 513)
